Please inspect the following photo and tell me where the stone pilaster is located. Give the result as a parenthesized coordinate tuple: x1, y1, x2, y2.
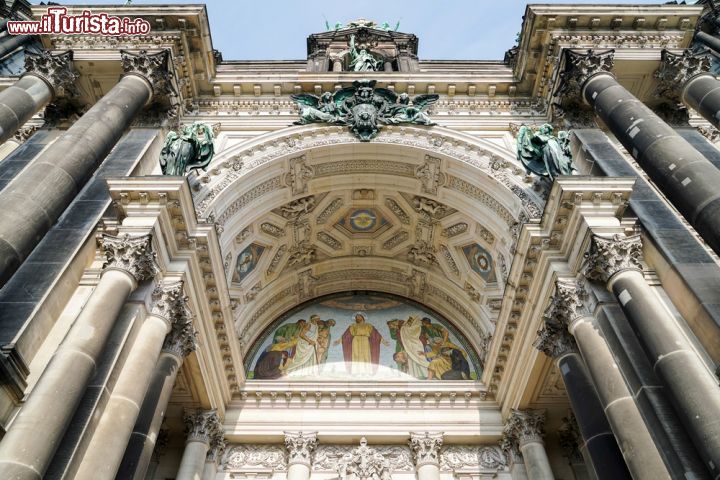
(100, 233, 159, 284)
(24, 50, 78, 98)
(409, 432, 443, 467)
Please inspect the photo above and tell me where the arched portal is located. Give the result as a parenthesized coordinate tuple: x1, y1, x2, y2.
(191, 125, 544, 376)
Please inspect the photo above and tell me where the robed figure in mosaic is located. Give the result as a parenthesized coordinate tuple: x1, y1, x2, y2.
(334, 312, 389, 374)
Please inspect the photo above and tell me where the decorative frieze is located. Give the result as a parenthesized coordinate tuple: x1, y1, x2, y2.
(583, 234, 643, 283)
(337, 438, 390, 480)
(99, 233, 159, 283)
(184, 409, 224, 445)
(284, 431, 318, 467)
(223, 444, 288, 471)
(439, 445, 507, 471)
(383, 231, 410, 250)
(385, 198, 411, 224)
(24, 50, 78, 97)
(409, 432, 444, 467)
(317, 231, 343, 250)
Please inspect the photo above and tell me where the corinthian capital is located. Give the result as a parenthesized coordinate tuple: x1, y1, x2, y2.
(556, 49, 615, 100)
(583, 234, 643, 284)
(206, 431, 227, 463)
(24, 50, 78, 98)
(284, 431, 318, 466)
(656, 49, 711, 102)
(502, 409, 546, 450)
(150, 281, 191, 326)
(120, 49, 176, 98)
(534, 321, 578, 359)
(544, 279, 591, 325)
(100, 233, 159, 283)
(184, 409, 224, 445)
(161, 314, 197, 359)
(409, 432, 444, 467)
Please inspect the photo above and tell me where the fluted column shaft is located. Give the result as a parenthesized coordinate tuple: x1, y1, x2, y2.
(115, 317, 197, 480)
(562, 49, 720, 257)
(284, 432, 317, 480)
(502, 410, 554, 480)
(0, 233, 157, 479)
(585, 234, 720, 478)
(75, 281, 193, 480)
(410, 432, 443, 480)
(0, 50, 173, 285)
(535, 318, 631, 480)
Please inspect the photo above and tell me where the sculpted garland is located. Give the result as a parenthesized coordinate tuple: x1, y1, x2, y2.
(291, 79, 439, 141)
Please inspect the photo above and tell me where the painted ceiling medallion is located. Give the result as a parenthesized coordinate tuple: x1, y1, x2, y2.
(335, 208, 392, 237)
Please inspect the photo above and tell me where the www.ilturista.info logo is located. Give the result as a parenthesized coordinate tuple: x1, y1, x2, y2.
(7, 7, 151, 36)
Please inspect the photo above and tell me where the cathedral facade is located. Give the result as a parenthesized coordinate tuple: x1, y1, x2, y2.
(0, 2, 719, 479)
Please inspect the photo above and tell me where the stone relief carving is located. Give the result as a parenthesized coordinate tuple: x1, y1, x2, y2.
(120, 49, 176, 98)
(442, 223, 468, 238)
(281, 196, 317, 220)
(409, 432, 443, 467)
(583, 234, 643, 283)
(267, 245, 287, 274)
(314, 159, 415, 179)
(215, 176, 283, 227)
(697, 125, 720, 143)
(655, 49, 711, 103)
(313, 445, 414, 472)
(284, 431, 318, 466)
(12, 125, 39, 144)
(413, 196, 449, 220)
(287, 243, 316, 267)
(317, 198, 344, 224)
(556, 49, 615, 103)
(408, 241, 437, 267)
(447, 176, 515, 226)
(440, 246, 460, 276)
(318, 231, 343, 250)
(534, 318, 578, 359)
(286, 155, 315, 195)
(464, 282, 480, 302)
(261, 222, 286, 237)
(439, 445, 507, 471)
(336, 437, 391, 480)
(184, 409, 224, 445)
(415, 156, 446, 195)
(385, 198, 411, 224)
(150, 281, 191, 324)
(297, 269, 317, 300)
(558, 413, 584, 463)
(382, 231, 409, 250)
(162, 311, 198, 358)
(99, 233, 159, 283)
(408, 269, 427, 298)
(222, 444, 288, 471)
(501, 409, 546, 455)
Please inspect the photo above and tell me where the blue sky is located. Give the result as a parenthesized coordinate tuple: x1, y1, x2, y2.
(53, 1, 680, 60)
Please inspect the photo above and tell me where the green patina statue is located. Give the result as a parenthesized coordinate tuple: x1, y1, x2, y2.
(160, 122, 215, 176)
(346, 34, 380, 72)
(516, 124, 575, 180)
(291, 80, 438, 141)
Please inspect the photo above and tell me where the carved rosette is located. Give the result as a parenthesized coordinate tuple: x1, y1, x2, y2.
(161, 313, 198, 359)
(409, 432, 444, 468)
(120, 49, 176, 98)
(184, 409, 224, 446)
(655, 49, 711, 103)
(533, 321, 578, 360)
(557, 49, 615, 103)
(583, 234, 643, 284)
(24, 50, 79, 98)
(99, 233, 159, 283)
(150, 281, 191, 326)
(284, 431, 318, 467)
(502, 410, 546, 452)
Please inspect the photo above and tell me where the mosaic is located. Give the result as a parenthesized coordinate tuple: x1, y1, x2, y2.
(246, 293, 480, 381)
(461, 243, 495, 282)
(232, 243, 265, 284)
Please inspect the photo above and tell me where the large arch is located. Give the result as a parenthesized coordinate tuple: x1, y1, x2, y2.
(190, 124, 544, 367)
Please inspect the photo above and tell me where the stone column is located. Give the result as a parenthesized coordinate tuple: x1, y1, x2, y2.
(0, 50, 76, 144)
(176, 410, 224, 480)
(584, 233, 720, 478)
(501, 410, 554, 480)
(559, 49, 720, 257)
(0, 49, 174, 285)
(75, 281, 193, 480)
(558, 414, 594, 480)
(695, 31, 720, 56)
(201, 435, 227, 480)
(0, 233, 158, 480)
(409, 432, 443, 480)
(656, 49, 720, 131)
(556, 279, 670, 479)
(284, 431, 318, 480)
(116, 312, 198, 480)
(534, 302, 631, 480)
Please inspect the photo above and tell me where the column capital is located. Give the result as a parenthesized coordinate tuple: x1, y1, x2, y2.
(161, 313, 197, 359)
(284, 431, 318, 467)
(656, 49, 712, 103)
(546, 279, 592, 326)
(583, 233, 643, 284)
(150, 280, 191, 327)
(557, 49, 615, 100)
(183, 409, 223, 445)
(502, 409, 546, 450)
(409, 432, 444, 467)
(23, 50, 78, 98)
(534, 321, 578, 359)
(120, 49, 175, 99)
(206, 431, 227, 464)
(99, 233, 159, 283)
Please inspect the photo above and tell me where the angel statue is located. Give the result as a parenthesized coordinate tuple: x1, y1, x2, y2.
(159, 122, 215, 176)
(516, 123, 575, 180)
(345, 34, 380, 72)
(385, 93, 439, 125)
(291, 91, 345, 125)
